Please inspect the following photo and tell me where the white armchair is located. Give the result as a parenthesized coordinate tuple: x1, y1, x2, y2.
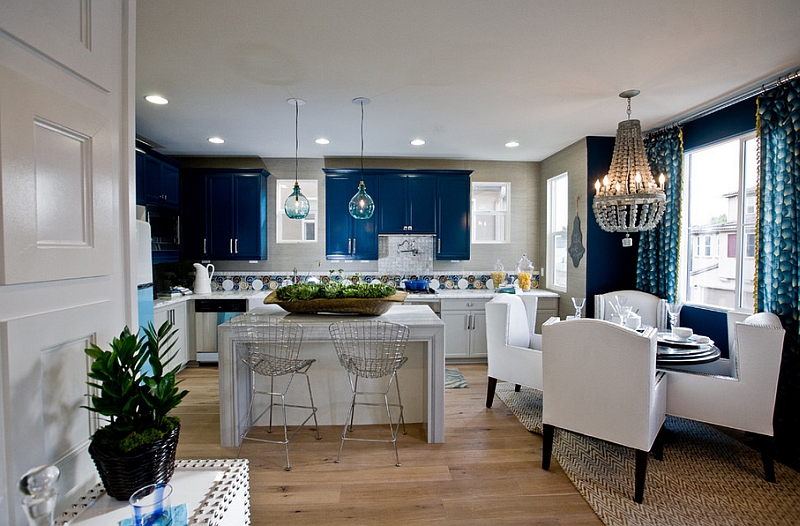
(484, 294, 542, 408)
(594, 289, 668, 331)
(663, 312, 785, 482)
(541, 318, 667, 504)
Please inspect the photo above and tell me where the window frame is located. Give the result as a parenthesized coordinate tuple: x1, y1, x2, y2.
(681, 131, 756, 310)
(275, 178, 319, 244)
(546, 172, 568, 292)
(470, 182, 510, 244)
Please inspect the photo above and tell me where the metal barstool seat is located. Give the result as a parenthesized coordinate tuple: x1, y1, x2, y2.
(231, 313, 321, 471)
(329, 320, 409, 467)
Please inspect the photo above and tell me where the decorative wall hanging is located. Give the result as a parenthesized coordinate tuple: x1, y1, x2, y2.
(568, 196, 585, 267)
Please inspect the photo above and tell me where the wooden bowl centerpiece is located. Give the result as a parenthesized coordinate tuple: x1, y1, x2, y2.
(264, 281, 407, 315)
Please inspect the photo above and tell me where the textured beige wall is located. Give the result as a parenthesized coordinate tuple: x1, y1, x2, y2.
(539, 139, 588, 317)
(178, 156, 540, 275)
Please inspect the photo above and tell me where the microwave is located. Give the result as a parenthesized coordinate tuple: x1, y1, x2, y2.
(147, 205, 180, 261)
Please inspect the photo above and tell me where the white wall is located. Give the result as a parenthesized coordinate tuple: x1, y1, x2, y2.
(0, 3, 134, 524)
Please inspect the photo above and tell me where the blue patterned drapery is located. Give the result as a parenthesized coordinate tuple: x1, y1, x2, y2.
(636, 127, 683, 303)
(757, 76, 800, 467)
(757, 78, 800, 336)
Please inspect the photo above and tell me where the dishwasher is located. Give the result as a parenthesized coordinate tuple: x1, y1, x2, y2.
(194, 298, 248, 363)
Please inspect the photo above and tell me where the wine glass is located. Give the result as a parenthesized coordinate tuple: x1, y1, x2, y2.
(571, 297, 585, 318)
(667, 301, 683, 334)
(617, 304, 632, 327)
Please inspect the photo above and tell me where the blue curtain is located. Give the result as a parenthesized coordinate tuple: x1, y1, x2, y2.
(636, 127, 683, 303)
(757, 77, 800, 465)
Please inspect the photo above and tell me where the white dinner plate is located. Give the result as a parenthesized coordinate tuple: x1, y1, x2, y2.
(458, 278, 469, 290)
(251, 279, 263, 291)
(222, 279, 234, 291)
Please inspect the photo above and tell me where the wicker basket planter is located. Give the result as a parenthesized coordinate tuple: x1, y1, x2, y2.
(88, 423, 180, 500)
(264, 290, 407, 315)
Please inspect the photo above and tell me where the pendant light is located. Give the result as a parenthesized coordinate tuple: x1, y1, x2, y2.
(349, 97, 375, 220)
(592, 90, 666, 245)
(284, 98, 310, 220)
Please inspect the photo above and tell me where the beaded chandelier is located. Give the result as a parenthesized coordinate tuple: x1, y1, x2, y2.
(592, 90, 666, 238)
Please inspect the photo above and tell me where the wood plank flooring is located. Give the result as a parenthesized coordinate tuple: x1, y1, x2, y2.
(172, 364, 602, 525)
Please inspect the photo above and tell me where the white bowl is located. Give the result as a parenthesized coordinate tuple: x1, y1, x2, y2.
(671, 327, 693, 340)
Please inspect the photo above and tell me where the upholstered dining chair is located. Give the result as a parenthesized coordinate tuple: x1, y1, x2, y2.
(484, 294, 542, 408)
(662, 311, 785, 482)
(541, 318, 667, 504)
(594, 289, 668, 331)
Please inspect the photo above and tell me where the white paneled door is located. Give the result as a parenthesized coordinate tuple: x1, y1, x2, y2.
(0, 2, 134, 525)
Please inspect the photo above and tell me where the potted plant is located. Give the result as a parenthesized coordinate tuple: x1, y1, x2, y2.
(83, 320, 189, 500)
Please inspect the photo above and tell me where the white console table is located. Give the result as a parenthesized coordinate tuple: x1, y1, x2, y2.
(217, 304, 447, 447)
(55, 459, 249, 525)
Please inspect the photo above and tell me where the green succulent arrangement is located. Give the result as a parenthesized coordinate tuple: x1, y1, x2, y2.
(275, 281, 397, 302)
(83, 320, 188, 453)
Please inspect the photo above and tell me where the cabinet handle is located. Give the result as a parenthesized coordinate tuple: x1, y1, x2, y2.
(348, 238, 352, 253)
(438, 239, 441, 253)
(353, 238, 357, 252)
(176, 215, 180, 245)
(408, 225, 412, 231)
(234, 238, 238, 253)
(229, 239, 233, 254)
(203, 238, 207, 254)
(468, 313, 473, 330)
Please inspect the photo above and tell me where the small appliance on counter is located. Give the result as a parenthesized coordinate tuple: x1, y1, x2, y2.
(193, 263, 214, 294)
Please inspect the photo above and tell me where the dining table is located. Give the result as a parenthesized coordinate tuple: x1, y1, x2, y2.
(655, 331, 721, 367)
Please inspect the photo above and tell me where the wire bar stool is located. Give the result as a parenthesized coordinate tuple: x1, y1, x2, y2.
(328, 320, 410, 467)
(231, 313, 321, 471)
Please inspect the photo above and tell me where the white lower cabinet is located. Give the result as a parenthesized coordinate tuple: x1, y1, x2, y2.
(441, 298, 489, 361)
(154, 301, 188, 369)
(534, 296, 559, 332)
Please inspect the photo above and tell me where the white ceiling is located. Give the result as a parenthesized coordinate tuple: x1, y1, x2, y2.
(136, 0, 800, 162)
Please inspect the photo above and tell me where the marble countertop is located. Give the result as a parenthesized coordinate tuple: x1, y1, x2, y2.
(153, 286, 558, 309)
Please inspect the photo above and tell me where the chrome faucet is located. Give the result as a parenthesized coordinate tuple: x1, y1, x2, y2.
(292, 267, 299, 284)
(397, 239, 419, 256)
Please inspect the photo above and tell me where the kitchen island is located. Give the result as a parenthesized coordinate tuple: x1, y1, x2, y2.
(217, 304, 446, 447)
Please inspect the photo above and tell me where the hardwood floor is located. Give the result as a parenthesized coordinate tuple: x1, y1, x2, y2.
(173, 364, 602, 525)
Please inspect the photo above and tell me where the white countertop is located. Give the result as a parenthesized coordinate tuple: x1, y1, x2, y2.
(154, 287, 558, 309)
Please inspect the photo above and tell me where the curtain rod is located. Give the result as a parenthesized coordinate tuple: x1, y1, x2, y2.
(644, 66, 800, 134)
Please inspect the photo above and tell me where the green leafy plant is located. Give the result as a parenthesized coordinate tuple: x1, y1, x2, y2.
(84, 320, 189, 453)
(275, 281, 397, 302)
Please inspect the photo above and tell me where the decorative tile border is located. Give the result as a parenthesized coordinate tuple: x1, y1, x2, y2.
(209, 272, 540, 292)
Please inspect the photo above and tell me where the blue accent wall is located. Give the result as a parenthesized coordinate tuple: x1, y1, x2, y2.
(682, 98, 757, 150)
(679, 305, 730, 358)
(585, 136, 639, 318)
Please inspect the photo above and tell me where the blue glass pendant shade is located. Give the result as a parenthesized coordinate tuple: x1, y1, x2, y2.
(284, 182, 310, 219)
(349, 180, 374, 219)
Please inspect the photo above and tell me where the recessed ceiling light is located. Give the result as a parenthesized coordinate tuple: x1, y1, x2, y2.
(505, 141, 520, 148)
(144, 94, 169, 105)
(315, 138, 330, 145)
(208, 137, 224, 144)
(410, 139, 426, 146)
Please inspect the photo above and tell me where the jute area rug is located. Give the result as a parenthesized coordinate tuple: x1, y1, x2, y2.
(495, 382, 800, 526)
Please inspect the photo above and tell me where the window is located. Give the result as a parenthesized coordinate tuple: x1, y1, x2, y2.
(276, 179, 318, 243)
(471, 182, 509, 243)
(546, 173, 568, 291)
(683, 133, 756, 309)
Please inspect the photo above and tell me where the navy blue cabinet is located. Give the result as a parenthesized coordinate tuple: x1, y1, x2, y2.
(180, 168, 269, 261)
(324, 170, 379, 260)
(144, 154, 180, 208)
(436, 174, 471, 260)
(378, 174, 436, 234)
(136, 150, 146, 205)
